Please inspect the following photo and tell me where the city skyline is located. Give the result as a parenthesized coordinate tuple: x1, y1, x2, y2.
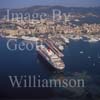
(0, 0, 100, 8)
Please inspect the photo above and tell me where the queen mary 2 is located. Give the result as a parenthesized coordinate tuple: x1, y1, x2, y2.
(36, 45, 65, 70)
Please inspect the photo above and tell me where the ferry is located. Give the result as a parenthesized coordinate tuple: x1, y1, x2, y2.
(36, 45, 65, 70)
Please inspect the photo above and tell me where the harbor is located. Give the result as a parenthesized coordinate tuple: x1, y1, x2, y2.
(1, 32, 100, 71)
(36, 34, 70, 70)
(0, 37, 100, 99)
(0, 0, 100, 99)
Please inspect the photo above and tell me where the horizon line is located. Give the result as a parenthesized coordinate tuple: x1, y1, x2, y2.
(0, 5, 100, 9)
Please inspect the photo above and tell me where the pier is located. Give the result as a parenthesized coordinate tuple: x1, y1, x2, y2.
(44, 39, 64, 57)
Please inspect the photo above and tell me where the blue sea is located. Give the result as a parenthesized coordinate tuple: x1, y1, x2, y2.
(0, 37, 100, 100)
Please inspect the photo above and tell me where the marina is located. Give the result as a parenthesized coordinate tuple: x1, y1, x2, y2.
(1, 33, 100, 71)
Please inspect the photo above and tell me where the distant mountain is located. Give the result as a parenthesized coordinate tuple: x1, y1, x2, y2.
(0, 6, 100, 19)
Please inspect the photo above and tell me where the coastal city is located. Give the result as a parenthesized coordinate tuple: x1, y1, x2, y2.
(0, 0, 100, 99)
(0, 7, 100, 70)
(0, 10, 100, 41)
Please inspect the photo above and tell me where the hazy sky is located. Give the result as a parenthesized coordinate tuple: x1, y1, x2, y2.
(0, 0, 100, 8)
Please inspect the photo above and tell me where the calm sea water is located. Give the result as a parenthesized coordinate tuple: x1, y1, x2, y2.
(72, 16, 100, 25)
(0, 37, 100, 100)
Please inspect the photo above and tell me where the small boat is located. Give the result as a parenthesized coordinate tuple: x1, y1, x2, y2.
(70, 36, 82, 40)
(88, 38, 98, 43)
(80, 51, 84, 54)
(74, 19, 80, 22)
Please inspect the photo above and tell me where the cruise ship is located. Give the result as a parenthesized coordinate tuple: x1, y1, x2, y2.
(36, 45, 65, 70)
